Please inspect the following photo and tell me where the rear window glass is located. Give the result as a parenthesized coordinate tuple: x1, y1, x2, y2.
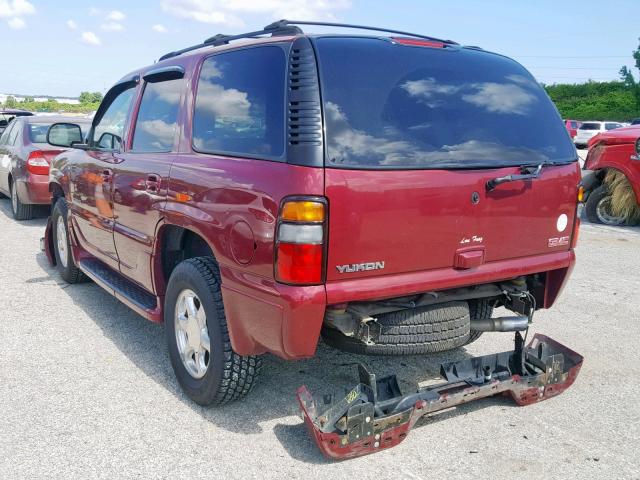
(28, 123, 87, 144)
(580, 123, 601, 130)
(570, 121, 578, 128)
(316, 38, 575, 169)
(604, 123, 621, 131)
(192, 46, 286, 159)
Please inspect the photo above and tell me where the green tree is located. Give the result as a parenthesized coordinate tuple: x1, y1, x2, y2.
(24, 96, 34, 103)
(619, 37, 640, 112)
(4, 96, 17, 108)
(79, 91, 103, 104)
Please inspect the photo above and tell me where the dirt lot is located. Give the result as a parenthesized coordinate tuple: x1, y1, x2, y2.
(1, 198, 639, 479)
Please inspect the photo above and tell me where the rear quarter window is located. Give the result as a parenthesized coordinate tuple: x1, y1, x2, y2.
(315, 37, 575, 169)
(192, 46, 286, 160)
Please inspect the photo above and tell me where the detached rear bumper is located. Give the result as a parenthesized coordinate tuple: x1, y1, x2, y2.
(298, 333, 583, 460)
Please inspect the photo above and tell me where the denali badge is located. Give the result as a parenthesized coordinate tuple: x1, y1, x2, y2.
(336, 261, 385, 274)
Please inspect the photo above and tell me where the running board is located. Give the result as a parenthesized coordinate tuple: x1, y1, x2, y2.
(79, 258, 160, 320)
(297, 333, 583, 459)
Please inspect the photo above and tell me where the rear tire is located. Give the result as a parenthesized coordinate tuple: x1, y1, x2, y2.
(10, 178, 34, 220)
(322, 301, 470, 355)
(165, 257, 261, 405)
(51, 198, 85, 283)
(585, 185, 626, 226)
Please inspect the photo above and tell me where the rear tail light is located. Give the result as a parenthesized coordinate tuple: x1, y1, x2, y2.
(275, 198, 327, 285)
(26, 151, 49, 175)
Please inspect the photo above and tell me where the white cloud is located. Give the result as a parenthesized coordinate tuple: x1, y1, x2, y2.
(101, 22, 124, 31)
(88, 7, 101, 16)
(462, 83, 536, 115)
(106, 10, 125, 21)
(7, 16, 24, 29)
(66, 19, 77, 29)
(161, 0, 351, 27)
(0, 0, 35, 18)
(80, 31, 101, 46)
(152, 23, 167, 33)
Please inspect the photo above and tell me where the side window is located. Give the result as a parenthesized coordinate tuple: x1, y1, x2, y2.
(0, 122, 14, 145)
(192, 46, 286, 159)
(8, 121, 21, 146)
(92, 87, 136, 151)
(132, 78, 182, 152)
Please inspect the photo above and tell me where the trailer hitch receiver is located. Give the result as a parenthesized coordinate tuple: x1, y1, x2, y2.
(297, 333, 583, 459)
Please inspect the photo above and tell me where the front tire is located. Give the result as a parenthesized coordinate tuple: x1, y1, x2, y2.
(51, 198, 85, 283)
(10, 178, 34, 220)
(165, 257, 261, 405)
(585, 185, 626, 226)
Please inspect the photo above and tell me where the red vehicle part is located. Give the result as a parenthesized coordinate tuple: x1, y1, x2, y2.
(298, 332, 583, 460)
(585, 126, 640, 204)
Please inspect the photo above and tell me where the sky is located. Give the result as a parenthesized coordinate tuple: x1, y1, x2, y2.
(0, 0, 637, 97)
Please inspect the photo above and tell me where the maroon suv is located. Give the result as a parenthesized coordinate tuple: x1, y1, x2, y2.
(43, 21, 581, 416)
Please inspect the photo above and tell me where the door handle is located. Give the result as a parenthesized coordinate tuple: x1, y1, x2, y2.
(145, 174, 161, 193)
(101, 169, 113, 183)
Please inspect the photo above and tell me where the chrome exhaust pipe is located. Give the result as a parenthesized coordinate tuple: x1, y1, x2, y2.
(470, 316, 529, 332)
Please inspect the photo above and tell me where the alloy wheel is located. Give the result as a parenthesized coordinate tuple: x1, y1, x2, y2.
(174, 289, 211, 379)
(596, 196, 626, 226)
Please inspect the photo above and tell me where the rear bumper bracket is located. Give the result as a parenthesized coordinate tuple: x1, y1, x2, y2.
(297, 332, 583, 459)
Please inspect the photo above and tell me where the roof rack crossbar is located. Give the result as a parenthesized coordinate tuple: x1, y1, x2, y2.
(158, 19, 457, 62)
(158, 23, 302, 62)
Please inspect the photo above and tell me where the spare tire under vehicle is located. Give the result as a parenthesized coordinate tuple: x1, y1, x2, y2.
(322, 301, 471, 355)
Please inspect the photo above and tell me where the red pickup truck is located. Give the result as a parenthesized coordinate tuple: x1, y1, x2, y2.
(582, 125, 640, 225)
(42, 20, 583, 458)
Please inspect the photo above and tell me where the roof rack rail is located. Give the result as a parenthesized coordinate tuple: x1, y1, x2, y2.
(266, 19, 458, 45)
(158, 19, 457, 62)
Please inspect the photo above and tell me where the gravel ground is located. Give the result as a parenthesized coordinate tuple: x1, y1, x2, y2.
(1, 197, 639, 480)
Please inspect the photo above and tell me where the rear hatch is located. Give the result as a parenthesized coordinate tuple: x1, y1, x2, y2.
(314, 37, 580, 282)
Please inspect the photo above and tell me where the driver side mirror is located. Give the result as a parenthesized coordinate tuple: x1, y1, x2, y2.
(47, 122, 87, 149)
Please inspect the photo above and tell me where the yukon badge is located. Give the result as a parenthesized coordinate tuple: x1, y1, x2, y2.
(336, 261, 385, 274)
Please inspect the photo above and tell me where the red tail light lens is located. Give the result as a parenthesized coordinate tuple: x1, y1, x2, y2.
(275, 197, 327, 285)
(276, 243, 323, 284)
(27, 151, 49, 175)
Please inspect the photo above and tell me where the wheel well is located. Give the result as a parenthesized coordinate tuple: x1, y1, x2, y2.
(158, 226, 215, 286)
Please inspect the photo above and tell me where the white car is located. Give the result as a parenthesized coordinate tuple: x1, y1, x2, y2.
(574, 121, 624, 148)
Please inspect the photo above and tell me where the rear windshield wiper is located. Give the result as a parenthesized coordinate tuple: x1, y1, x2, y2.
(486, 164, 543, 191)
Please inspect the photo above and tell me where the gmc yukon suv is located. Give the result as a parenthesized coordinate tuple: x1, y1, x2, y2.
(43, 21, 581, 407)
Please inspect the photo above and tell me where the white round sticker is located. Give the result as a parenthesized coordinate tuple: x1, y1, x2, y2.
(557, 214, 568, 232)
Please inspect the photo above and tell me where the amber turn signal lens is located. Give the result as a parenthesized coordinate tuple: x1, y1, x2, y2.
(577, 186, 585, 203)
(281, 201, 325, 222)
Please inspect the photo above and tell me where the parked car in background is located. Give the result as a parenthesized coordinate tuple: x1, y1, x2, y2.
(564, 119, 580, 139)
(581, 125, 640, 225)
(574, 121, 624, 148)
(0, 108, 33, 134)
(0, 115, 91, 220)
(631, 118, 640, 125)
